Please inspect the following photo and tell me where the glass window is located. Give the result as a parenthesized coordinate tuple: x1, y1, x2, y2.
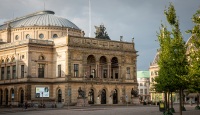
(38, 64, 45, 78)
(15, 35, 19, 40)
(140, 89, 143, 94)
(7, 66, 10, 80)
(58, 65, 61, 77)
(151, 71, 154, 76)
(103, 70, 107, 78)
(140, 83, 143, 86)
(26, 34, 30, 39)
(12, 65, 16, 79)
(145, 89, 147, 94)
(39, 34, 44, 39)
(1, 67, 4, 80)
(39, 56, 45, 60)
(1, 60, 4, 64)
(127, 67, 130, 74)
(53, 34, 58, 38)
(74, 64, 79, 77)
(6, 58, 9, 63)
(21, 65, 24, 78)
(12, 58, 16, 62)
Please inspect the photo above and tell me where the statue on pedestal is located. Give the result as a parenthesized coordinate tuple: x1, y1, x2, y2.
(131, 88, 138, 97)
(78, 87, 85, 98)
(131, 88, 139, 104)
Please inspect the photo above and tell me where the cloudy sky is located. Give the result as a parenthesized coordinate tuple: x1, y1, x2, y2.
(0, 0, 199, 70)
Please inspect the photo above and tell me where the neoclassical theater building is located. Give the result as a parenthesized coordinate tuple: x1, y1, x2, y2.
(0, 10, 138, 106)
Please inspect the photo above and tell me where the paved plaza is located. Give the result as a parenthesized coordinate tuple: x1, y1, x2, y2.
(0, 104, 199, 115)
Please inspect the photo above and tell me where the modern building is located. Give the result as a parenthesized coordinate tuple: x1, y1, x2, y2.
(137, 71, 150, 102)
(0, 10, 138, 106)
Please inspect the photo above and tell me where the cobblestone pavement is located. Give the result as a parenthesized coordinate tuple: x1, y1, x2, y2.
(0, 104, 199, 115)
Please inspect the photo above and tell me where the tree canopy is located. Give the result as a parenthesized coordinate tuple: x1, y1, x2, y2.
(187, 8, 200, 93)
(94, 24, 110, 40)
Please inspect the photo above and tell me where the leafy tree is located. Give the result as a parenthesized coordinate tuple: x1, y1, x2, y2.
(155, 3, 188, 115)
(187, 8, 200, 107)
(94, 24, 110, 40)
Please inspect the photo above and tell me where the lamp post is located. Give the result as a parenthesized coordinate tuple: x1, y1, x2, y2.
(42, 92, 43, 106)
(84, 73, 86, 107)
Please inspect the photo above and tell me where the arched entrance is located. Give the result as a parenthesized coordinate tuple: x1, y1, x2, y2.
(19, 89, 24, 104)
(88, 89, 94, 104)
(113, 89, 118, 104)
(99, 56, 107, 78)
(111, 57, 119, 79)
(57, 89, 62, 103)
(86, 55, 96, 78)
(5, 89, 8, 105)
(101, 89, 106, 104)
(0, 89, 2, 105)
(10, 89, 14, 104)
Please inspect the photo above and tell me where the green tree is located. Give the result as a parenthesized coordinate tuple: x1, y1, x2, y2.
(155, 3, 188, 115)
(94, 24, 110, 40)
(187, 8, 200, 108)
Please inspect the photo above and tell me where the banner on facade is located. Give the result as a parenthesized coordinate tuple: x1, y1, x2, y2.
(35, 87, 49, 98)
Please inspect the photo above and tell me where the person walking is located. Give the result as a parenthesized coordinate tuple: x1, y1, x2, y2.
(25, 101, 28, 110)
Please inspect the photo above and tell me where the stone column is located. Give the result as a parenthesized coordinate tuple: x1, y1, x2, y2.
(107, 63, 111, 79)
(119, 64, 122, 79)
(109, 96, 113, 104)
(96, 62, 99, 78)
(98, 64, 101, 78)
(96, 96, 101, 104)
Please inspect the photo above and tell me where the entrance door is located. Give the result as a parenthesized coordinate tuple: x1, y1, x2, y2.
(20, 90, 24, 104)
(113, 89, 118, 104)
(0, 90, 2, 105)
(101, 89, 106, 104)
(5, 89, 8, 105)
(58, 89, 62, 103)
(89, 89, 94, 104)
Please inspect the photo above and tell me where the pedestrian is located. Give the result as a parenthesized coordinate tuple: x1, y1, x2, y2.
(25, 101, 28, 110)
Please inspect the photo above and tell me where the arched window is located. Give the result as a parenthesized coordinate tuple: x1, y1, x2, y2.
(53, 34, 58, 38)
(39, 33, 44, 39)
(39, 55, 45, 60)
(111, 57, 119, 79)
(6, 58, 10, 63)
(26, 34, 30, 39)
(99, 56, 107, 78)
(86, 55, 96, 78)
(11, 57, 16, 62)
(15, 35, 19, 40)
(1, 59, 4, 64)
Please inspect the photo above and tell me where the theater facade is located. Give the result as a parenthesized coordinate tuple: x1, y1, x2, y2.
(0, 10, 138, 106)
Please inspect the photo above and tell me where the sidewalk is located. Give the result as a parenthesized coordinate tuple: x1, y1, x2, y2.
(0, 104, 199, 114)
